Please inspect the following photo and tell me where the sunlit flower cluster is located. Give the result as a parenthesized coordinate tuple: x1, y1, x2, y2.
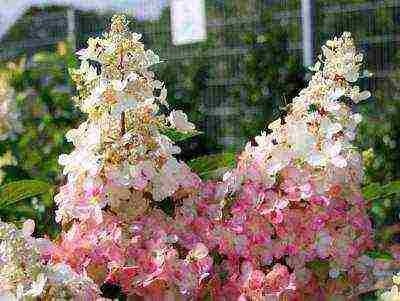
(55, 15, 198, 226)
(0, 17, 385, 300)
(0, 220, 101, 300)
(0, 72, 23, 141)
(173, 32, 376, 299)
(0, 219, 47, 300)
(50, 14, 206, 299)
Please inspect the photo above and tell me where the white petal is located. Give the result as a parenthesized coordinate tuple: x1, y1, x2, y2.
(328, 141, 342, 157)
(358, 90, 371, 101)
(168, 110, 195, 133)
(322, 46, 334, 59)
(25, 273, 47, 297)
(268, 118, 281, 131)
(159, 87, 168, 104)
(328, 87, 344, 101)
(352, 113, 362, 124)
(344, 71, 359, 83)
(76, 48, 88, 58)
(22, 219, 35, 237)
(188, 243, 209, 260)
(111, 79, 128, 91)
(307, 151, 325, 167)
(332, 156, 347, 168)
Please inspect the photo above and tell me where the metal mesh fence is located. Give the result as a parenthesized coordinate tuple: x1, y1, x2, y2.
(0, 0, 399, 150)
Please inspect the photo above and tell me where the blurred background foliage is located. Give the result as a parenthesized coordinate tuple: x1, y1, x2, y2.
(0, 42, 80, 185)
(0, 42, 79, 235)
(231, 10, 306, 142)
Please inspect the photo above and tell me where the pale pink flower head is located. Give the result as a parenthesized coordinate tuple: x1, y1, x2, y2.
(22, 219, 35, 237)
(168, 110, 196, 133)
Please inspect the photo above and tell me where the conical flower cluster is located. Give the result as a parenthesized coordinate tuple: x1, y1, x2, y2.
(174, 32, 375, 299)
(47, 15, 210, 299)
(55, 15, 200, 226)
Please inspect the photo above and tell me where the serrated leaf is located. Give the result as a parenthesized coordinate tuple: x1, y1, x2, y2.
(0, 180, 54, 209)
(188, 153, 236, 180)
(161, 128, 202, 142)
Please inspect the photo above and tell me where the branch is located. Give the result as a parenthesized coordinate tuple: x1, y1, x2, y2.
(120, 111, 126, 137)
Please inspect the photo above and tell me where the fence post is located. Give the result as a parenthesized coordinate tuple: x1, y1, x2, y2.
(67, 8, 76, 50)
(301, 0, 315, 67)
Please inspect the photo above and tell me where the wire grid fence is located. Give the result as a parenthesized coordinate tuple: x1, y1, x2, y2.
(0, 10, 68, 59)
(0, 0, 399, 149)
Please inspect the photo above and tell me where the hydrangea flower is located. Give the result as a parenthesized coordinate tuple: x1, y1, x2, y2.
(173, 32, 377, 299)
(49, 14, 206, 299)
(0, 220, 101, 300)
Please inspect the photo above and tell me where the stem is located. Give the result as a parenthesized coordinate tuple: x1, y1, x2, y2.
(120, 111, 126, 137)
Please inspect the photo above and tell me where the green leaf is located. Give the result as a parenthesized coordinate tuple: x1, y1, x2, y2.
(161, 128, 202, 142)
(0, 204, 37, 219)
(41, 186, 55, 207)
(210, 250, 226, 265)
(362, 182, 382, 200)
(365, 250, 394, 261)
(154, 197, 175, 217)
(188, 152, 236, 180)
(363, 181, 400, 201)
(382, 181, 400, 195)
(308, 103, 319, 113)
(0, 180, 54, 209)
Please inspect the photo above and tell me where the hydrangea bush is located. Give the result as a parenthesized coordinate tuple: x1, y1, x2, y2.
(0, 15, 399, 300)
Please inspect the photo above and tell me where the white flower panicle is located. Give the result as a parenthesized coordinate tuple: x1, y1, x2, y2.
(225, 32, 371, 192)
(56, 15, 199, 225)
